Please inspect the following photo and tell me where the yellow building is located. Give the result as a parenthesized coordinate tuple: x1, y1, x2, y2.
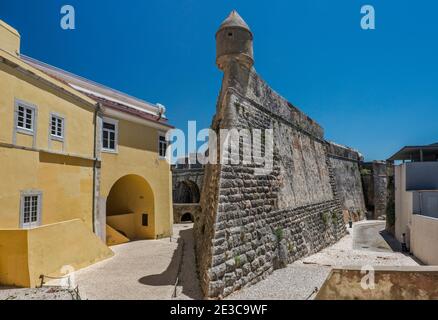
(0, 20, 174, 287)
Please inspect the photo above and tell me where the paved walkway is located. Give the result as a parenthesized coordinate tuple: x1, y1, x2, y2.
(0, 221, 419, 300)
(0, 224, 202, 300)
(227, 221, 419, 300)
(352, 220, 392, 252)
(73, 223, 202, 300)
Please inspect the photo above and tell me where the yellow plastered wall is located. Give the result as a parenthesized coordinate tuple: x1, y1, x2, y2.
(0, 20, 20, 56)
(0, 220, 113, 288)
(0, 140, 95, 229)
(0, 62, 95, 156)
(0, 230, 29, 287)
(26, 220, 113, 287)
(101, 118, 173, 240)
(106, 224, 130, 246)
(107, 213, 136, 240)
(107, 175, 155, 239)
(0, 59, 96, 230)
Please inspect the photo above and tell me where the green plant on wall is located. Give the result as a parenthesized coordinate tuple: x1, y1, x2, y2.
(274, 228, 284, 242)
(234, 255, 241, 268)
(321, 212, 331, 226)
(331, 211, 338, 223)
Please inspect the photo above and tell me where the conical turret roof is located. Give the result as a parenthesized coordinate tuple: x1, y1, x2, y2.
(218, 10, 251, 32)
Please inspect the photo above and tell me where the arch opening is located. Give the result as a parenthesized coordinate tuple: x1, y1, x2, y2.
(181, 212, 194, 223)
(106, 174, 155, 244)
(173, 180, 200, 204)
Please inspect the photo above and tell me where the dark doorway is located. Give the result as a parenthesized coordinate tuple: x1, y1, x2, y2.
(173, 180, 200, 203)
(181, 213, 194, 222)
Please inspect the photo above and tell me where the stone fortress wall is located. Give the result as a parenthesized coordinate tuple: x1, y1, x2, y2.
(172, 144, 366, 227)
(194, 60, 349, 298)
(192, 11, 365, 298)
(172, 144, 367, 226)
(361, 161, 394, 221)
(326, 142, 367, 222)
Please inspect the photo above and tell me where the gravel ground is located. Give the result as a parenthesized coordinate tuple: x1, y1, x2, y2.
(227, 222, 419, 300)
(0, 287, 76, 300)
(228, 262, 331, 300)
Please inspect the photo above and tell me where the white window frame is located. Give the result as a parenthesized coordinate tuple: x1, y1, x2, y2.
(49, 113, 65, 141)
(102, 117, 119, 153)
(20, 191, 42, 229)
(158, 132, 168, 159)
(15, 99, 37, 135)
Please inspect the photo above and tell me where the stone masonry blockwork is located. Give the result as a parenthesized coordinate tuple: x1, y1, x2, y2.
(194, 61, 347, 298)
(327, 142, 367, 221)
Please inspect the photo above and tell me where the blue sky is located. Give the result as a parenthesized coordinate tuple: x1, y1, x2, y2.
(1, 0, 437, 161)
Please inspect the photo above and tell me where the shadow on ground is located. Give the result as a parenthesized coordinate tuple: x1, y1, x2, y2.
(380, 230, 425, 266)
(138, 237, 181, 286)
(138, 226, 203, 299)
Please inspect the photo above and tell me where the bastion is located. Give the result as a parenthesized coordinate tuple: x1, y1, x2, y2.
(194, 11, 363, 298)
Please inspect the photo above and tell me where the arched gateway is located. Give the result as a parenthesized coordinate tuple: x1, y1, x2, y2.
(105, 174, 155, 244)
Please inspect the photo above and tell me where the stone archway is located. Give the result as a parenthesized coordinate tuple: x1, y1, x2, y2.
(173, 180, 200, 204)
(181, 212, 194, 222)
(173, 204, 202, 224)
(106, 174, 154, 244)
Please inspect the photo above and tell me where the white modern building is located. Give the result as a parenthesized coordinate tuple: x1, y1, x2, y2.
(389, 143, 438, 265)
